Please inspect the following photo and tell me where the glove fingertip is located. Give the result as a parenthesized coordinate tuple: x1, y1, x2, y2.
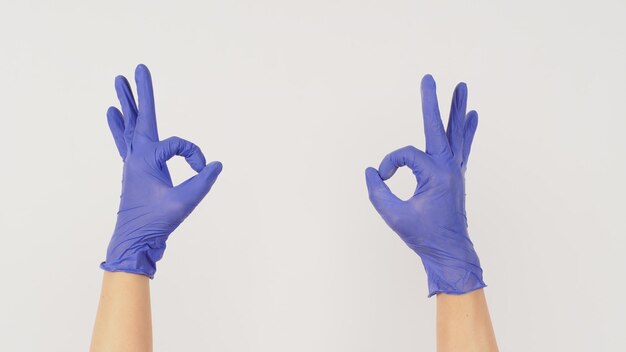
(377, 161, 397, 181)
(106, 106, 124, 124)
(421, 74, 436, 89)
(466, 110, 479, 127)
(135, 63, 150, 76)
(365, 167, 385, 192)
(114, 74, 126, 85)
(365, 166, 380, 180)
(188, 152, 206, 173)
(202, 161, 223, 181)
(210, 160, 223, 174)
(455, 82, 467, 96)
(191, 163, 205, 174)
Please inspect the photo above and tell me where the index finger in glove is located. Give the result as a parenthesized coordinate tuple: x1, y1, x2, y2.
(378, 145, 432, 181)
(155, 136, 207, 173)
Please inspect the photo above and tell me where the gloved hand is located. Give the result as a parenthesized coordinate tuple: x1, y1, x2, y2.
(101, 64, 223, 278)
(365, 74, 485, 297)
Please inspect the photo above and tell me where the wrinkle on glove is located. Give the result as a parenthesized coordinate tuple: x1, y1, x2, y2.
(365, 74, 485, 297)
(101, 64, 222, 278)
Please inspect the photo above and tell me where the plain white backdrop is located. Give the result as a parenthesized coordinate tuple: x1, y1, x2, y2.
(1, 1, 625, 351)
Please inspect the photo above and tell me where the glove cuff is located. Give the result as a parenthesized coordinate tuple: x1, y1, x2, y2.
(424, 267, 486, 297)
(100, 239, 166, 279)
(100, 255, 157, 279)
(421, 257, 486, 297)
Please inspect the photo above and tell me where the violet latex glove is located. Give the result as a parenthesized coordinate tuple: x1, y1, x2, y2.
(365, 74, 485, 297)
(100, 64, 222, 278)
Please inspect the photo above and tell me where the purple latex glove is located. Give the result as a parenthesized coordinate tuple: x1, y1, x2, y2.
(100, 64, 223, 278)
(365, 74, 485, 297)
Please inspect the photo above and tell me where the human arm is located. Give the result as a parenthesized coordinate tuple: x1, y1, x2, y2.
(437, 289, 497, 352)
(365, 74, 497, 351)
(90, 273, 152, 352)
(90, 64, 222, 351)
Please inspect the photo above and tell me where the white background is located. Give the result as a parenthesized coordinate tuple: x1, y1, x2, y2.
(1, 1, 625, 351)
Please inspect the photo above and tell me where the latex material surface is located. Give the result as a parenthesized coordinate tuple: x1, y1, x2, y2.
(365, 74, 485, 297)
(101, 64, 222, 278)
